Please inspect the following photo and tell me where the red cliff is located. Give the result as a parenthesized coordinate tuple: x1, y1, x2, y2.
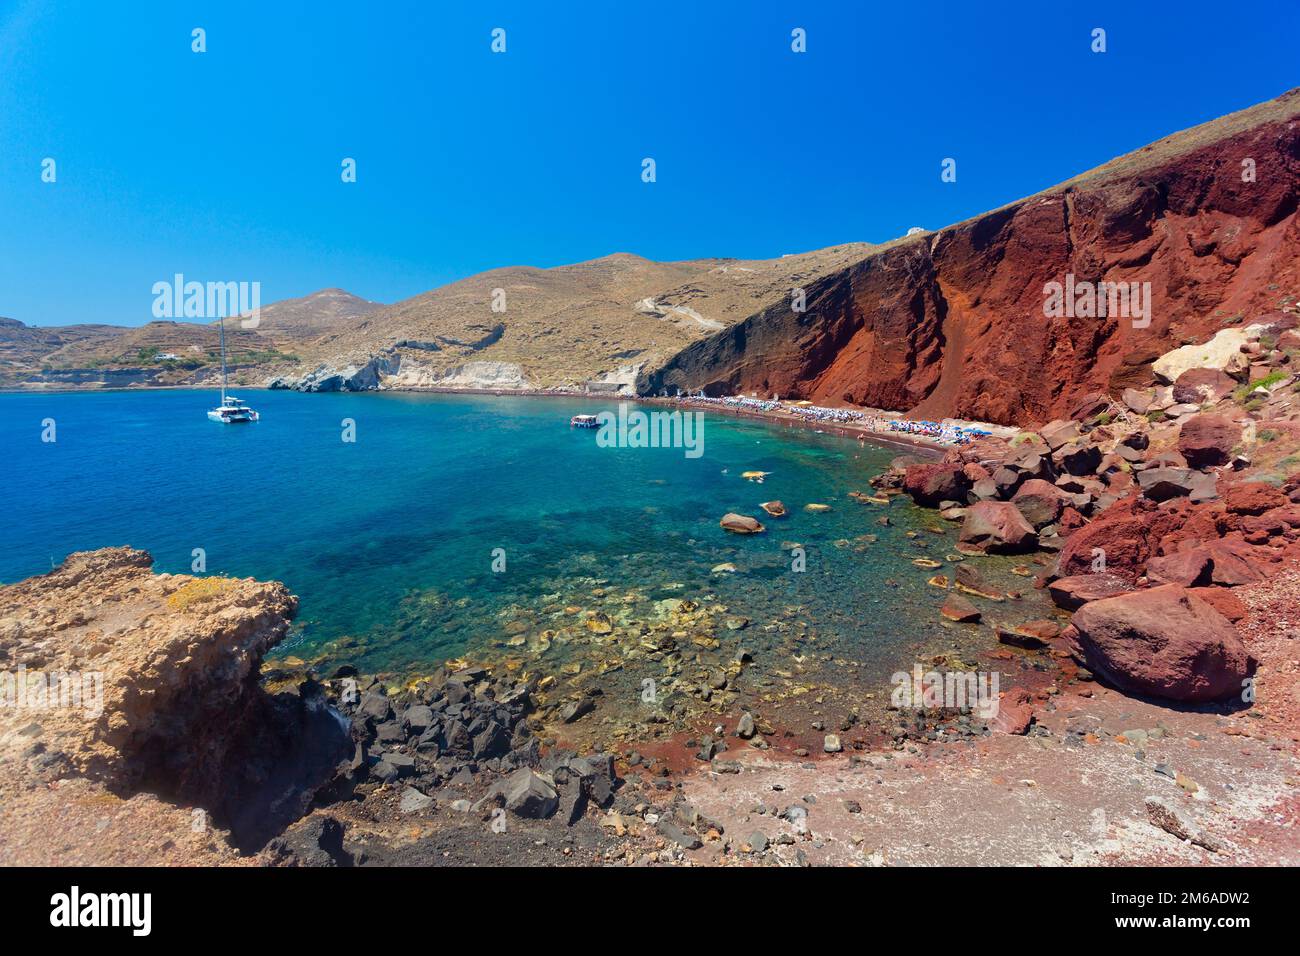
(641, 89, 1300, 426)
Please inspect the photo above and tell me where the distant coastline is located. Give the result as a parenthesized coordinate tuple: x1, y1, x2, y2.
(0, 382, 954, 458)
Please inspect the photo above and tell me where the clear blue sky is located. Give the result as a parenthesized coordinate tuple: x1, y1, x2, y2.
(1, 0, 1296, 327)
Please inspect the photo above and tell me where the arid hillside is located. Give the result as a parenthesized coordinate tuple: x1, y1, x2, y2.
(0, 289, 380, 389)
(280, 245, 876, 392)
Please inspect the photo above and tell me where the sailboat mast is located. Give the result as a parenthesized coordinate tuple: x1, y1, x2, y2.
(218, 315, 228, 404)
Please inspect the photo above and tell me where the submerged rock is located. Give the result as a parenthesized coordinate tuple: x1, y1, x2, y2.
(720, 513, 765, 534)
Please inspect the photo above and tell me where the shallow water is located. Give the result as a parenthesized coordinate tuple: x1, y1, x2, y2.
(2, 389, 1051, 724)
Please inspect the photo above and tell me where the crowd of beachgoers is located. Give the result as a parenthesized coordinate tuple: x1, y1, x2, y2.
(672, 394, 994, 446)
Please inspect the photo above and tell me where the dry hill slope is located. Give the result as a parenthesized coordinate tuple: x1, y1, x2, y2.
(281, 245, 876, 392)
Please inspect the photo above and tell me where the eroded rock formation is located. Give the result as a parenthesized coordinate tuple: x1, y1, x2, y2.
(0, 548, 350, 862)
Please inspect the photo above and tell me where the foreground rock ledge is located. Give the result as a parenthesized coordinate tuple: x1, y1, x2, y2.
(0, 547, 346, 865)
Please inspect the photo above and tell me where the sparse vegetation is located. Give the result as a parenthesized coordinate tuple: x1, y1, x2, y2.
(166, 578, 231, 611)
(1235, 371, 1289, 401)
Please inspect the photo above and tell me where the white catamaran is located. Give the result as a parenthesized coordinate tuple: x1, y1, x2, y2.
(207, 316, 259, 423)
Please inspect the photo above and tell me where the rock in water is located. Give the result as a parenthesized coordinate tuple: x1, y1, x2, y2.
(720, 513, 765, 534)
(958, 501, 1037, 553)
(940, 593, 981, 623)
(1066, 586, 1254, 702)
(760, 500, 787, 517)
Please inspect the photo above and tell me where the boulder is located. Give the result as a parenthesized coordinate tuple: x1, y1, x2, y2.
(1039, 419, 1081, 451)
(1054, 440, 1103, 477)
(1137, 467, 1199, 502)
(1172, 367, 1236, 404)
(492, 768, 559, 819)
(1047, 573, 1135, 611)
(720, 513, 765, 534)
(988, 686, 1034, 735)
(958, 501, 1037, 554)
(1151, 328, 1253, 383)
(1177, 414, 1240, 469)
(759, 501, 787, 518)
(995, 620, 1059, 649)
(1203, 540, 1264, 586)
(1122, 388, 1154, 414)
(1145, 549, 1212, 587)
(1224, 482, 1288, 516)
(903, 463, 969, 507)
(1011, 478, 1072, 528)
(954, 563, 1005, 600)
(1188, 587, 1247, 622)
(1067, 586, 1254, 702)
(399, 787, 434, 814)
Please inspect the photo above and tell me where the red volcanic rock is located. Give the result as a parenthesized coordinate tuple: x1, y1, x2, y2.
(1011, 478, 1072, 528)
(1203, 539, 1265, 586)
(1224, 482, 1289, 516)
(940, 593, 981, 623)
(1047, 573, 1135, 610)
(1173, 367, 1236, 404)
(1068, 586, 1254, 702)
(988, 686, 1034, 735)
(958, 501, 1037, 554)
(1057, 494, 1191, 578)
(1146, 549, 1213, 587)
(995, 620, 1060, 649)
(644, 90, 1300, 426)
(1177, 414, 1241, 469)
(1189, 587, 1248, 622)
(1057, 506, 1087, 534)
(903, 462, 969, 507)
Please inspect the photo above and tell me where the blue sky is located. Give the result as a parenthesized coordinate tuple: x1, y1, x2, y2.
(1, 0, 1297, 327)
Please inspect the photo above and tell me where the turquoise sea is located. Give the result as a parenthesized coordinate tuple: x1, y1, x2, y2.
(1, 390, 1045, 708)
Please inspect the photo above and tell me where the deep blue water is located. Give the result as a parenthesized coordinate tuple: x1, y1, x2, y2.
(0, 389, 1037, 681)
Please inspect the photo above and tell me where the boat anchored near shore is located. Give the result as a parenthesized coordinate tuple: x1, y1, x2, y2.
(570, 414, 599, 428)
(207, 316, 259, 424)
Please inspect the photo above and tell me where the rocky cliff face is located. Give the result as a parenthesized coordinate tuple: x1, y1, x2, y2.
(642, 89, 1300, 426)
(0, 549, 349, 863)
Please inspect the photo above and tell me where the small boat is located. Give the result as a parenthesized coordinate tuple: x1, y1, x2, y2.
(570, 414, 599, 428)
(207, 316, 259, 424)
(207, 396, 259, 423)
